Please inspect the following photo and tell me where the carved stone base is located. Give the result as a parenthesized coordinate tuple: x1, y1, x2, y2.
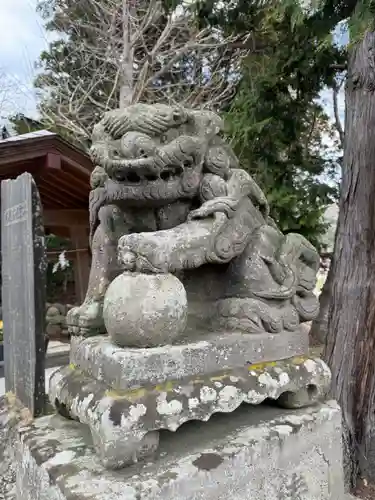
(69, 328, 310, 391)
(49, 347, 331, 469)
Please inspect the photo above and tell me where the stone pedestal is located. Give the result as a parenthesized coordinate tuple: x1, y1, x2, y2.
(69, 328, 310, 390)
(48, 329, 331, 470)
(15, 401, 345, 500)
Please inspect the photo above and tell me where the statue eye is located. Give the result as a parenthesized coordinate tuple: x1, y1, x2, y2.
(139, 148, 149, 159)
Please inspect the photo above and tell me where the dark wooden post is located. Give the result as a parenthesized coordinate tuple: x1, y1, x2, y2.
(70, 226, 90, 303)
(1, 173, 47, 416)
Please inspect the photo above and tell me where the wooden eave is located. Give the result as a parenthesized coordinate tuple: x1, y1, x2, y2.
(0, 131, 93, 210)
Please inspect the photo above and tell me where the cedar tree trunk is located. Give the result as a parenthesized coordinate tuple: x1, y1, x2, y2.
(324, 32, 375, 486)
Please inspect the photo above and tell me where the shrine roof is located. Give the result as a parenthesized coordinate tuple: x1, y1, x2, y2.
(0, 131, 93, 209)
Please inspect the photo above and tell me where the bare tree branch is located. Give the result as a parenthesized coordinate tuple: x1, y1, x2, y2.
(0, 69, 37, 131)
(36, 0, 248, 145)
(119, 0, 135, 107)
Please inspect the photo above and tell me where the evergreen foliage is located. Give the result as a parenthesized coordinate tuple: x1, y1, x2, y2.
(197, 0, 345, 248)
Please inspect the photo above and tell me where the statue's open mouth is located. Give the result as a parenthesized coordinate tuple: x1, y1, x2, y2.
(103, 162, 202, 205)
(90, 133, 201, 186)
(112, 164, 185, 184)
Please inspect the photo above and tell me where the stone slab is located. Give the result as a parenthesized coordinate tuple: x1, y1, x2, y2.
(1, 173, 47, 417)
(49, 356, 331, 468)
(15, 400, 344, 500)
(70, 327, 309, 390)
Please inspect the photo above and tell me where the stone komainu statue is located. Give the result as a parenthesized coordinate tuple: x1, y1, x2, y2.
(67, 103, 320, 341)
(51, 104, 329, 471)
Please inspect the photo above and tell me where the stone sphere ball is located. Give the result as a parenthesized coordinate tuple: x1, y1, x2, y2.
(103, 272, 188, 348)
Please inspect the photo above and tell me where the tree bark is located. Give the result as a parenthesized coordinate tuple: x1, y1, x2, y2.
(323, 31, 375, 486)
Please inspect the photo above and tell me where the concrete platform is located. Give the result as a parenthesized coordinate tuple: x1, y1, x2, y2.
(47, 340, 70, 359)
(15, 400, 345, 499)
(0, 367, 61, 397)
(0, 340, 69, 369)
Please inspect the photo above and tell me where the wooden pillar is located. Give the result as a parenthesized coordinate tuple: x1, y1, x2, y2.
(70, 226, 90, 303)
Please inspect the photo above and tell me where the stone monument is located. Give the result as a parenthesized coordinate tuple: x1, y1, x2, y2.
(45, 104, 332, 472)
(1, 173, 47, 417)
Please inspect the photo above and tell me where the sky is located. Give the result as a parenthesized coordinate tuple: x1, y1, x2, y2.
(0, 0, 49, 122)
(0, 0, 346, 129)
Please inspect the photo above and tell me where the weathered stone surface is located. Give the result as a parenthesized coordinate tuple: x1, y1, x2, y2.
(70, 328, 310, 391)
(0, 395, 33, 500)
(45, 304, 70, 342)
(103, 272, 188, 347)
(49, 356, 331, 469)
(46, 315, 66, 326)
(15, 401, 345, 500)
(46, 324, 63, 339)
(1, 173, 47, 417)
(46, 306, 61, 317)
(67, 104, 320, 339)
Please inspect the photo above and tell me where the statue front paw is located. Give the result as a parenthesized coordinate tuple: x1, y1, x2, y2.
(67, 301, 105, 336)
(118, 234, 169, 273)
(188, 197, 239, 221)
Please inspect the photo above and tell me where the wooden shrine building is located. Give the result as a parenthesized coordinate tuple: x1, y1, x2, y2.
(0, 130, 93, 302)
